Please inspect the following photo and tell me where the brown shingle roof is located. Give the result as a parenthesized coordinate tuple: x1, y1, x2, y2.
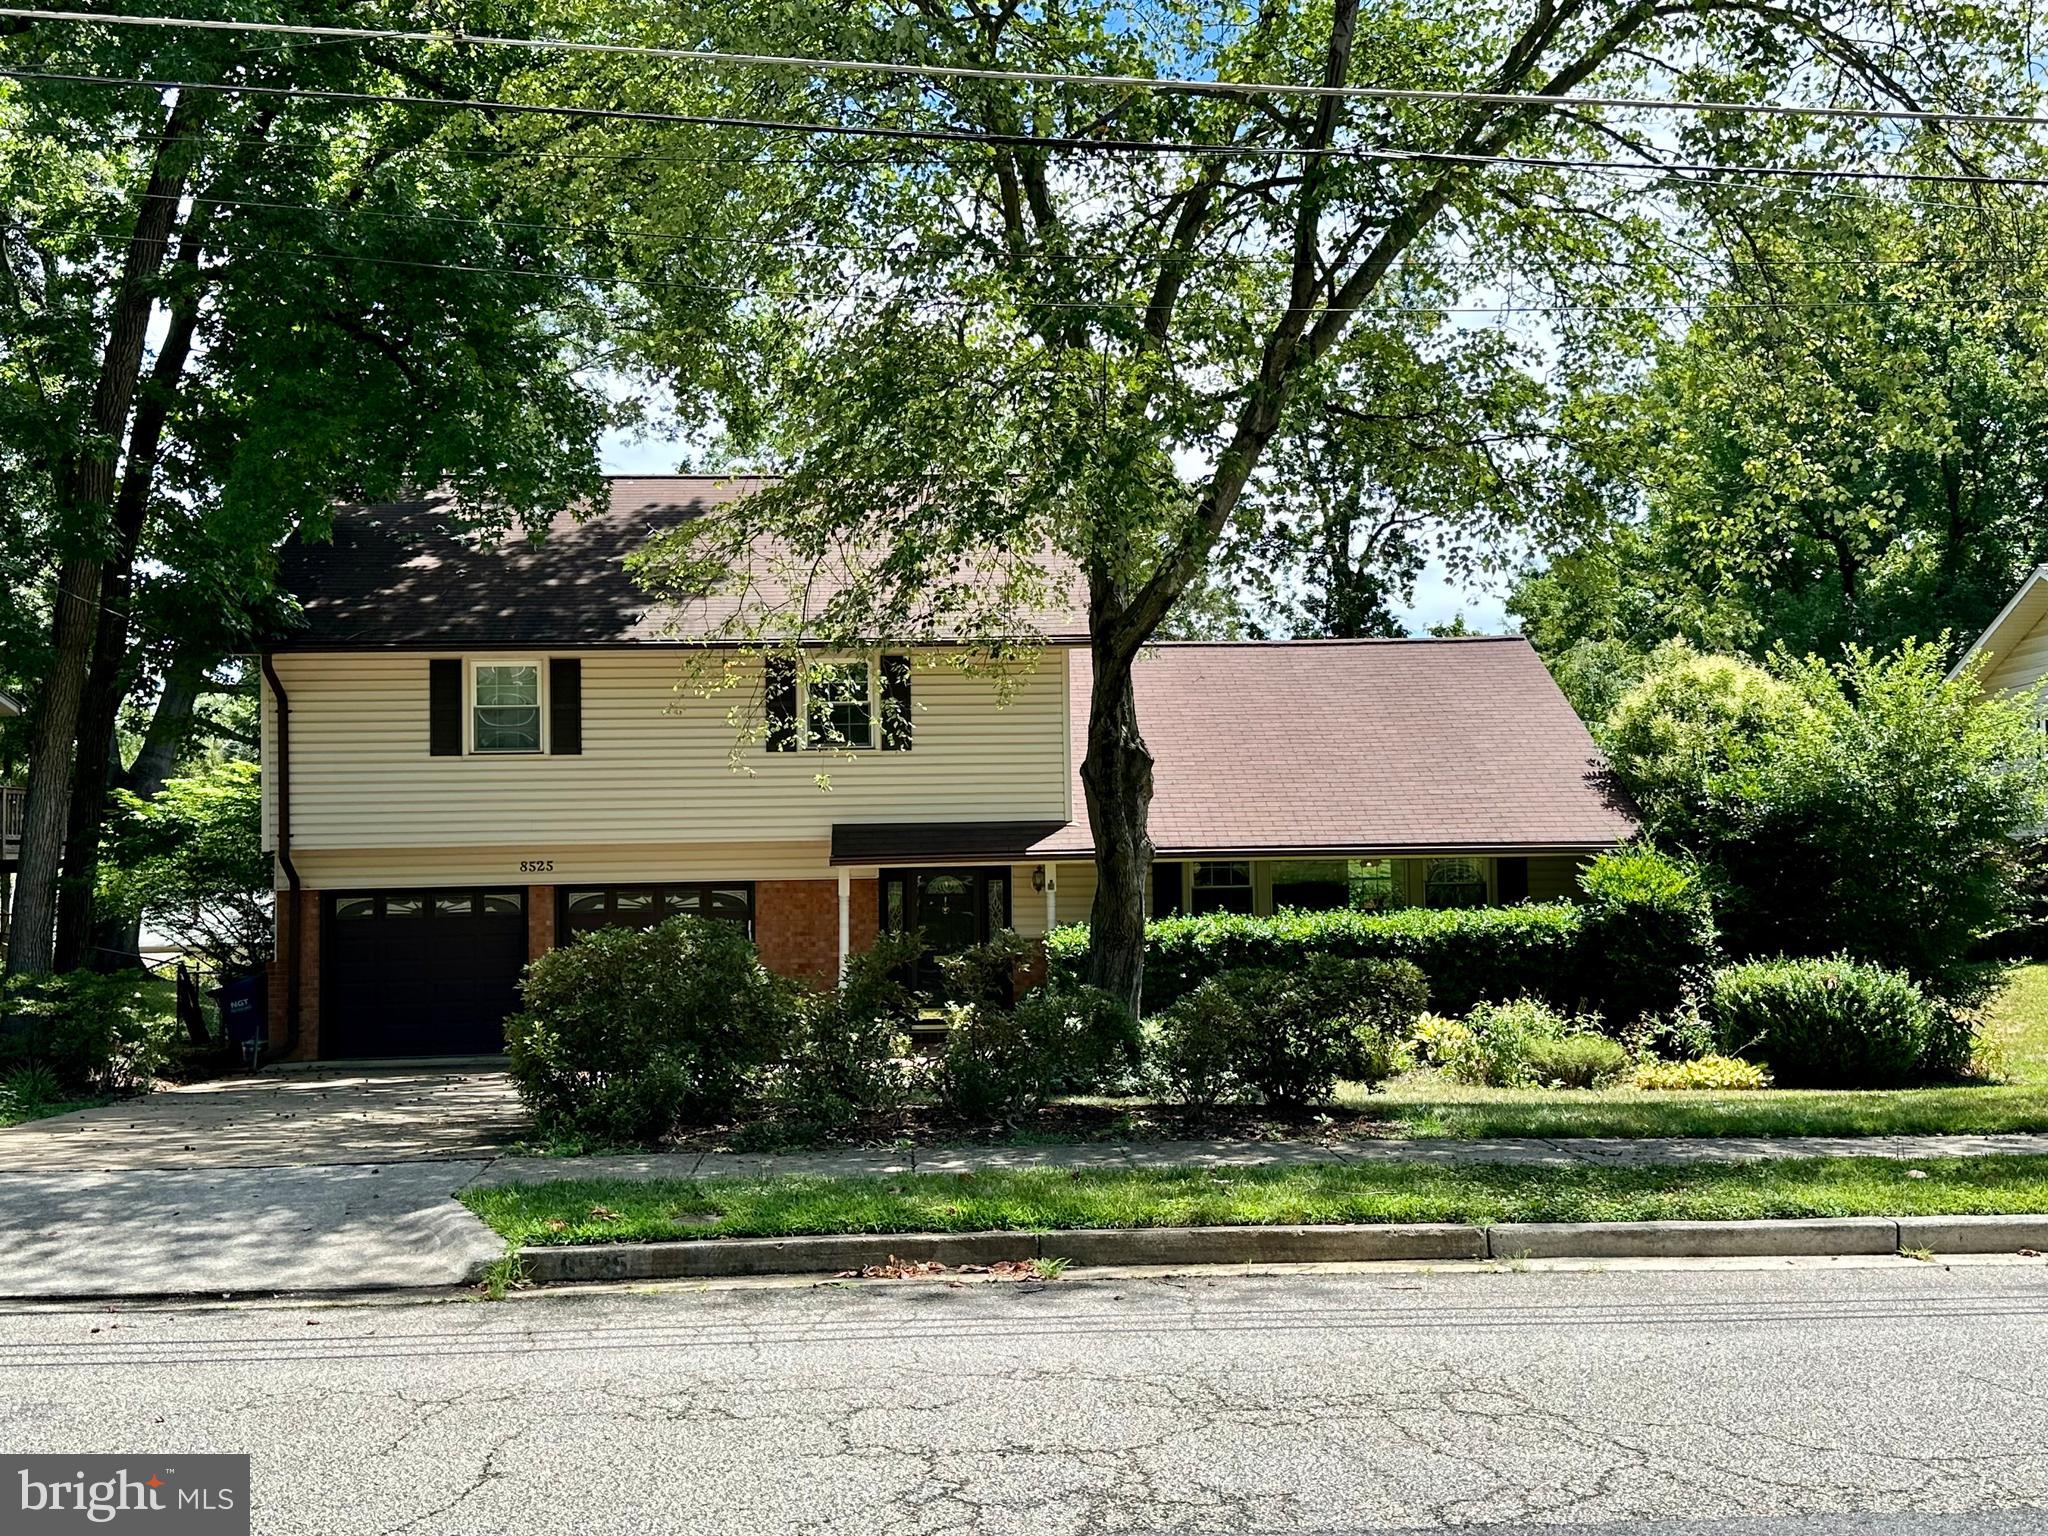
(1025, 638, 1635, 858)
(273, 475, 1090, 649)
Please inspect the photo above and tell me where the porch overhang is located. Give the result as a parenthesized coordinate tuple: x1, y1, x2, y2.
(830, 820, 1071, 867)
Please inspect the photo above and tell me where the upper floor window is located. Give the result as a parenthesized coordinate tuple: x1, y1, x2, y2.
(805, 661, 874, 750)
(472, 662, 542, 753)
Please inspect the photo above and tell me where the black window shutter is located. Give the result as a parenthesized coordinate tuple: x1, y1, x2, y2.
(429, 659, 462, 756)
(549, 658, 582, 755)
(1497, 856, 1529, 904)
(1149, 860, 1185, 918)
(880, 653, 913, 751)
(764, 657, 798, 751)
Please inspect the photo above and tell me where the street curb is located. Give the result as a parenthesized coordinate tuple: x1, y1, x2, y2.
(513, 1213, 2048, 1283)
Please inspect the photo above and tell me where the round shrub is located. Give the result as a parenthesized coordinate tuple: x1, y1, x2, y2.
(1708, 957, 1933, 1089)
(1577, 846, 1718, 1028)
(1152, 956, 1428, 1109)
(1523, 1032, 1631, 1089)
(933, 983, 1139, 1120)
(506, 916, 799, 1143)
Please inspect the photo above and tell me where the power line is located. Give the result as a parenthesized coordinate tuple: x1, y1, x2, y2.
(4, 4, 2046, 131)
(11, 210, 2048, 321)
(9, 66, 2048, 191)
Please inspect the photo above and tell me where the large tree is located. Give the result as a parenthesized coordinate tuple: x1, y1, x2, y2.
(1513, 181, 2048, 703)
(1, 7, 618, 973)
(585, 0, 2036, 1010)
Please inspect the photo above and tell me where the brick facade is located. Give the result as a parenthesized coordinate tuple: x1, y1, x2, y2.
(265, 888, 322, 1062)
(753, 879, 841, 989)
(527, 885, 556, 960)
(848, 878, 879, 958)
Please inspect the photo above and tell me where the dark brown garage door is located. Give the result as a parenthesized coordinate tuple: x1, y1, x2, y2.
(322, 889, 528, 1058)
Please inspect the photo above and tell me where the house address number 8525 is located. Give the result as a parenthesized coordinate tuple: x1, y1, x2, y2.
(519, 859, 555, 874)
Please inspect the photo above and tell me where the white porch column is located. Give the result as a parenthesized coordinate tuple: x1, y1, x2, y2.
(836, 866, 851, 980)
(1043, 865, 1058, 933)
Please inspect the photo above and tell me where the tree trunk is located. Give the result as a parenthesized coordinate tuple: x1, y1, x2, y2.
(6, 92, 206, 977)
(123, 653, 206, 801)
(6, 562, 97, 974)
(53, 295, 203, 971)
(1079, 628, 1154, 1017)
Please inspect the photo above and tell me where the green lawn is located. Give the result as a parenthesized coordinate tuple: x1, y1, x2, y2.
(1321, 960, 2048, 1142)
(466, 1153, 2048, 1248)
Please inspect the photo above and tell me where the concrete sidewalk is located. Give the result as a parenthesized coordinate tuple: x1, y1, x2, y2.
(470, 1129, 2048, 1187)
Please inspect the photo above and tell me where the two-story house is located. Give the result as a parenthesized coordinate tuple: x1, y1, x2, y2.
(262, 475, 1635, 1061)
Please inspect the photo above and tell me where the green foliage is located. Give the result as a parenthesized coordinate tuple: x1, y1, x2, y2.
(0, 971, 172, 1096)
(506, 918, 800, 1144)
(1709, 958, 1939, 1090)
(1047, 902, 1583, 1016)
(1420, 997, 1606, 1089)
(934, 984, 1139, 1121)
(1151, 956, 1428, 1109)
(1628, 1055, 1773, 1092)
(1577, 846, 1718, 1028)
(1519, 192, 2048, 676)
(100, 761, 270, 975)
(769, 932, 922, 1136)
(1601, 642, 2047, 999)
(1524, 1033, 1632, 1090)
(933, 929, 1032, 1008)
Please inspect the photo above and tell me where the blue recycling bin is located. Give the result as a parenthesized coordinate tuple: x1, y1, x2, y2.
(212, 972, 270, 1053)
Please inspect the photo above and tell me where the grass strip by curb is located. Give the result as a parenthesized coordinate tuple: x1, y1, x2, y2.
(462, 1154, 2048, 1249)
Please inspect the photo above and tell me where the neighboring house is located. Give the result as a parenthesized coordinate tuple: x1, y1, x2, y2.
(1956, 565, 2048, 710)
(262, 475, 1634, 1061)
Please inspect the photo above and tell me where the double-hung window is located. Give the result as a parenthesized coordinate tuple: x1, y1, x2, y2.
(472, 661, 543, 753)
(805, 661, 875, 750)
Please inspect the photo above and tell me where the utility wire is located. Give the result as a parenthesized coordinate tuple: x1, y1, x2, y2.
(4, 4, 2047, 130)
(11, 210, 2047, 320)
(8, 67, 2048, 190)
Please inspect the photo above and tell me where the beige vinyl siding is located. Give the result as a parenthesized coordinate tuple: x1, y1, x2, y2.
(1052, 859, 1098, 927)
(289, 841, 841, 890)
(1527, 855, 1586, 902)
(264, 648, 1070, 852)
(1983, 608, 2048, 702)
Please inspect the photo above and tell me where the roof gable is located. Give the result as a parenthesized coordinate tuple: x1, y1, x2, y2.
(1955, 566, 2048, 691)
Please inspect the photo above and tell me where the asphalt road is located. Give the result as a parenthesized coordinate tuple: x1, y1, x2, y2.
(4, 1260, 2048, 1535)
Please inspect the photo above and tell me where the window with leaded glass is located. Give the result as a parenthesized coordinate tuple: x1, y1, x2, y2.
(1424, 858, 1488, 909)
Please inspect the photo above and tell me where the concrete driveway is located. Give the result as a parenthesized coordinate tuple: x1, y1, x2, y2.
(0, 1067, 530, 1173)
(0, 1069, 529, 1301)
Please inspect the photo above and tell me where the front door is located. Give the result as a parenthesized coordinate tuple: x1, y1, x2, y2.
(880, 867, 1012, 993)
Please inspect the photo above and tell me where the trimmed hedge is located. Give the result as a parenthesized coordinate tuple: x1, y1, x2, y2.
(1048, 901, 1585, 1016)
